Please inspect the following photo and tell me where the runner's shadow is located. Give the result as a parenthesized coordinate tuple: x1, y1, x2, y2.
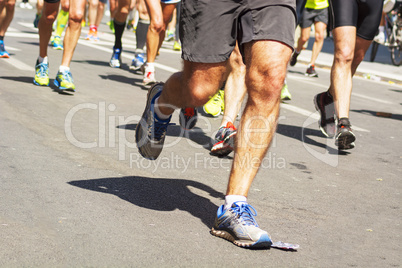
(276, 124, 349, 155)
(99, 74, 142, 86)
(68, 176, 224, 228)
(350, 109, 402, 121)
(0, 76, 33, 84)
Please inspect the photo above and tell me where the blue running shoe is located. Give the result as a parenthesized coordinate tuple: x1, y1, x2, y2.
(33, 60, 49, 86)
(54, 70, 75, 91)
(136, 83, 172, 160)
(0, 40, 10, 58)
(52, 36, 63, 50)
(211, 202, 272, 249)
(130, 52, 145, 71)
(110, 47, 121, 68)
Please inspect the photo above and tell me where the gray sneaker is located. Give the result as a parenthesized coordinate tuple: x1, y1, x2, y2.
(136, 83, 172, 160)
(210, 202, 272, 249)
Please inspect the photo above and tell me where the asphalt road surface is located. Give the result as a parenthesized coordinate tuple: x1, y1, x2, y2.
(1, 7, 401, 268)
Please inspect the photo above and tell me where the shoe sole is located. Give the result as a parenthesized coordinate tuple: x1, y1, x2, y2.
(211, 132, 236, 156)
(210, 228, 272, 249)
(0, 54, 10, 58)
(313, 94, 335, 138)
(202, 106, 221, 117)
(335, 132, 356, 150)
(306, 73, 318, 78)
(53, 80, 75, 92)
(33, 79, 49, 86)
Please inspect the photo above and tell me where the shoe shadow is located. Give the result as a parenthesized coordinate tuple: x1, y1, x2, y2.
(116, 123, 214, 150)
(99, 74, 142, 86)
(350, 109, 402, 122)
(67, 176, 224, 228)
(276, 123, 349, 155)
(0, 76, 35, 84)
(287, 70, 305, 76)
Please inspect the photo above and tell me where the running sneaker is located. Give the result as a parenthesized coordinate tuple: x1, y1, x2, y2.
(52, 36, 63, 50)
(25, 2, 33, 9)
(85, 29, 99, 41)
(33, 13, 41, 28)
(306, 65, 318, 77)
(179, 107, 198, 130)
(130, 52, 145, 71)
(173, 41, 181, 51)
(0, 40, 10, 58)
(335, 118, 356, 150)
(203, 90, 224, 117)
(289, 51, 299, 66)
(54, 70, 75, 91)
(313, 91, 336, 137)
(136, 83, 172, 160)
(165, 30, 175, 42)
(33, 60, 49, 86)
(142, 64, 157, 86)
(110, 47, 122, 68)
(280, 83, 292, 101)
(210, 122, 237, 157)
(210, 202, 272, 249)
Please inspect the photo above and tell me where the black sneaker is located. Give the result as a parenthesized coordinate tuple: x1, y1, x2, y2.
(335, 118, 356, 150)
(289, 51, 299, 66)
(314, 91, 336, 137)
(306, 65, 318, 77)
(179, 107, 198, 130)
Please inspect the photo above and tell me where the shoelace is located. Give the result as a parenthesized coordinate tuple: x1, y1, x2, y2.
(61, 71, 73, 83)
(232, 202, 259, 227)
(149, 119, 172, 141)
(37, 64, 48, 77)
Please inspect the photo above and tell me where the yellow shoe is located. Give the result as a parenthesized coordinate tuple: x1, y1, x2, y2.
(173, 41, 181, 51)
(33, 60, 49, 86)
(280, 83, 291, 101)
(54, 70, 75, 91)
(203, 89, 224, 117)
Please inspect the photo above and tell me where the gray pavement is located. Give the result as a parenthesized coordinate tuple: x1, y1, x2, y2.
(1, 6, 401, 268)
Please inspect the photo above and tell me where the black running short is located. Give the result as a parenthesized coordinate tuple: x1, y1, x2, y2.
(329, 0, 383, 40)
(44, 0, 60, 3)
(301, 7, 329, 28)
(179, 0, 296, 63)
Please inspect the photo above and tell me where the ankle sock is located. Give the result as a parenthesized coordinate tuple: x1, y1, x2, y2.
(224, 195, 247, 210)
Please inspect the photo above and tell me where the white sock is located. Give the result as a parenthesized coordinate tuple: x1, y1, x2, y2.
(224, 195, 247, 210)
(379, 26, 385, 33)
(153, 96, 171, 120)
(38, 56, 48, 64)
(145, 62, 155, 72)
(59, 65, 70, 73)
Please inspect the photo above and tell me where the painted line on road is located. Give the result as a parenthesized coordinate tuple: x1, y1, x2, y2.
(287, 73, 393, 104)
(2, 56, 32, 71)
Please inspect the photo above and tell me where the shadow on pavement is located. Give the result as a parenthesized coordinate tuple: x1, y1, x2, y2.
(351, 109, 402, 121)
(99, 74, 142, 86)
(68, 176, 224, 228)
(277, 124, 349, 155)
(0, 76, 34, 84)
